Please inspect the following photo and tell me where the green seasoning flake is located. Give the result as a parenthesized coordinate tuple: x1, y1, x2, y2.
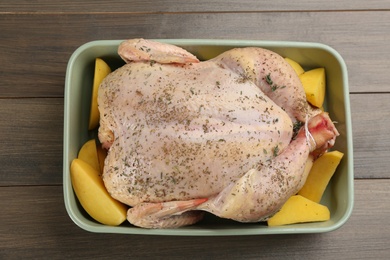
(273, 145, 279, 157)
(265, 73, 286, 92)
(265, 73, 273, 85)
(293, 121, 304, 134)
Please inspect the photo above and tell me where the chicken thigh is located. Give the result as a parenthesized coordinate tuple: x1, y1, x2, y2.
(98, 39, 338, 228)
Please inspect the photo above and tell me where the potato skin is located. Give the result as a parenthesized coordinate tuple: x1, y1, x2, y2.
(299, 68, 326, 108)
(267, 195, 330, 226)
(298, 151, 344, 203)
(71, 159, 127, 226)
(89, 58, 111, 130)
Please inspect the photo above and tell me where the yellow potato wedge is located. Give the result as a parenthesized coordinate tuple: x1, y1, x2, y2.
(298, 151, 344, 203)
(88, 58, 111, 130)
(267, 195, 330, 226)
(70, 159, 127, 226)
(285, 57, 305, 76)
(299, 67, 326, 108)
(77, 139, 100, 173)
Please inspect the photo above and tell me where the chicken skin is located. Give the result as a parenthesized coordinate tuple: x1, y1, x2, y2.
(98, 39, 338, 228)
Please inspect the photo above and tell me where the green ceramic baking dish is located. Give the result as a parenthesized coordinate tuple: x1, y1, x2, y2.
(63, 39, 353, 235)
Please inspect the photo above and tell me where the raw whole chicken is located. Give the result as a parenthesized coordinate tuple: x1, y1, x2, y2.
(98, 39, 339, 228)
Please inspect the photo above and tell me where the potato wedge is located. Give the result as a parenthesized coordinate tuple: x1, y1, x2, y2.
(70, 159, 127, 226)
(77, 139, 100, 173)
(267, 195, 330, 226)
(299, 67, 326, 108)
(298, 151, 344, 203)
(285, 57, 305, 76)
(88, 58, 111, 130)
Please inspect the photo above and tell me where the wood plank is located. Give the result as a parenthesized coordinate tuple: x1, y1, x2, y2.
(0, 98, 63, 185)
(351, 94, 390, 179)
(1, 0, 389, 12)
(0, 11, 389, 97)
(0, 179, 388, 258)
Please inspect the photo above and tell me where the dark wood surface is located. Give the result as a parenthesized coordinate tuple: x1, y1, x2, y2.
(1, 1, 389, 259)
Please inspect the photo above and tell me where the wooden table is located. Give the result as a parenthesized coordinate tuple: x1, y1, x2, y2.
(1, 1, 389, 259)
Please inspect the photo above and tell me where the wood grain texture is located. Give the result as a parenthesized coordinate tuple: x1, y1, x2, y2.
(1, 11, 389, 97)
(1, 0, 390, 12)
(351, 94, 390, 179)
(0, 98, 63, 185)
(0, 180, 388, 259)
